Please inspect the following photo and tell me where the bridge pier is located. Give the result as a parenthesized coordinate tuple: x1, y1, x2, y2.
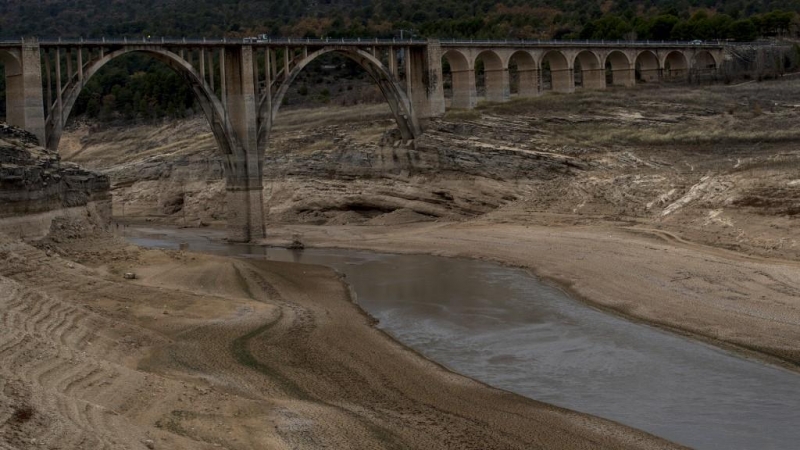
(221, 45, 266, 242)
(517, 68, 540, 98)
(485, 68, 510, 102)
(409, 41, 446, 118)
(551, 68, 574, 93)
(581, 68, 606, 90)
(225, 180, 265, 243)
(1, 42, 46, 145)
(610, 68, 636, 87)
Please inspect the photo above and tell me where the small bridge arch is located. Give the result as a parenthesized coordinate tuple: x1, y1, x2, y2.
(441, 49, 475, 109)
(474, 50, 508, 103)
(605, 51, 634, 87)
(508, 50, 538, 98)
(541, 50, 571, 93)
(635, 50, 660, 82)
(663, 51, 689, 79)
(574, 50, 604, 90)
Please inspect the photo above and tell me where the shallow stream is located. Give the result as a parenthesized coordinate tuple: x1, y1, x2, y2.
(126, 226, 800, 450)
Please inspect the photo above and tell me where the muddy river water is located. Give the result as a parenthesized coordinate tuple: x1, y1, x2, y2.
(127, 227, 800, 450)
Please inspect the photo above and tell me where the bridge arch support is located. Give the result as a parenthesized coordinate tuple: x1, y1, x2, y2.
(262, 46, 421, 148)
(43, 45, 264, 242)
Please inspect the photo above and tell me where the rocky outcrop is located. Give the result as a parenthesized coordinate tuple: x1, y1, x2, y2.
(0, 124, 110, 219)
(264, 119, 587, 181)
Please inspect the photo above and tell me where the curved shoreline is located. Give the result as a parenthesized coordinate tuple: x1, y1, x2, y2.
(1, 226, 688, 449)
(260, 221, 800, 373)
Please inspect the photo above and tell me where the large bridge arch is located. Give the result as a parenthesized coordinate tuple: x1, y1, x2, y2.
(44, 46, 264, 242)
(47, 48, 233, 158)
(635, 50, 660, 82)
(541, 50, 572, 93)
(605, 51, 634, 87)
(441, 49, 475, 109)
(474, 50, 508, 103)
(663, 51, 689, 79)
(264, 47, 420, 148)
(508, 50, 538, 98)
(574, 50, 604, 90)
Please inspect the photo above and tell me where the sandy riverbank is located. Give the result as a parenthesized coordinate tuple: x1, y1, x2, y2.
(262, 220, 800, 371)
(0, 223, 680, 449)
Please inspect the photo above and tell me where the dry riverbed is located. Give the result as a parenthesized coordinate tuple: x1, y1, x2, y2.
(0, 221, 680, 449)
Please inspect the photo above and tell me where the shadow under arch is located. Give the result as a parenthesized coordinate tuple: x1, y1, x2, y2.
(508, 50, 537, 98)
(663, 51, 689, 79)
(261, 47, 421, 150)
(541, 50, 571, 93)
(47, 48, 235, 162)
(693, 50, 718, 70)
(605, 50, 633, 86)
(1, 50, 24, 126)
(574, 50, 604, 90)
(635, 50, 660, 83)
(474, 49, 507, 103)
(441, 49, 474, 109)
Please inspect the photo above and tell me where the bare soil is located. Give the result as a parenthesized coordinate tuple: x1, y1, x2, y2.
(0, 221, 678, 449)
(5, 77, 799, 448)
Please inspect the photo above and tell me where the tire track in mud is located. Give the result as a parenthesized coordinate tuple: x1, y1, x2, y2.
(228, 262, 409, 450)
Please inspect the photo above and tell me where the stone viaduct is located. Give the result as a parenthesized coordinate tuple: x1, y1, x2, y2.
(0, 38, 725, 241)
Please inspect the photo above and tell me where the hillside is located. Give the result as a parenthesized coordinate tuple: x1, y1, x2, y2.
(1, 0, 798, 40)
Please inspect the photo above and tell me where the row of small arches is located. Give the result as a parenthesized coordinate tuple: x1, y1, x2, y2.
(441, 48, 719, 107)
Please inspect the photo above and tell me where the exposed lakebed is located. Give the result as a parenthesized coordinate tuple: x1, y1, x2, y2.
(126, 226, 800, 450)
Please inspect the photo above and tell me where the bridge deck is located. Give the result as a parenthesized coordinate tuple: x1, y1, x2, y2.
(0, 38, 728, 50)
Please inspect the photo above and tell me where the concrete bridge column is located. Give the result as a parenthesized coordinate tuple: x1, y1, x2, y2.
(611, 68, 636, 87)
(639, 69, 660, 82)
(581, 68, 606, 90)
(484, 68, 510, 103)
(409, 41, 445, 119)
(551, 68, 574, 94)
(517, 68, 540, 98)
(222, 45, 265, 242)
(225, 164, 265, 243)
(2, 42, 45, 145)
(451, 69, 477, 108)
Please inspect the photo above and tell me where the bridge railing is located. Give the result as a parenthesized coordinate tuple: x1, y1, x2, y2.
(31, 37, 430, 46)
(439, 38, 728, 48)
(0, 36, 773, 48)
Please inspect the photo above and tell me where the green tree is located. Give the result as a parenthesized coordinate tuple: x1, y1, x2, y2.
(730, 19, 758, 41)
